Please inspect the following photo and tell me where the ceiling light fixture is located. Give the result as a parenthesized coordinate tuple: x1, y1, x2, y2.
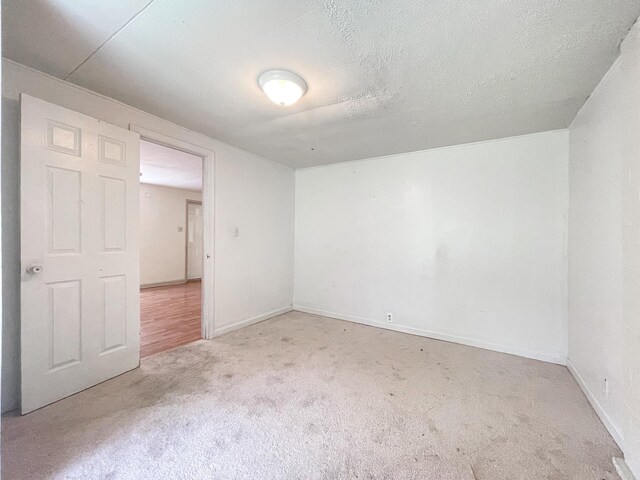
(258, 69, 307, 106)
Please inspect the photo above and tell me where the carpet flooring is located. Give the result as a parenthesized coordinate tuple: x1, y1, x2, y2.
(2, 311, 622, 479)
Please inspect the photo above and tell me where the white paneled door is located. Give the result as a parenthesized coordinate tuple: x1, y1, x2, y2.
(20, 94, 141, 413)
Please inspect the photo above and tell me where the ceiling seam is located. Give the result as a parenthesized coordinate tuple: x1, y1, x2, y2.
(230, 6, 320, 54)
(63, 0, 159, 81)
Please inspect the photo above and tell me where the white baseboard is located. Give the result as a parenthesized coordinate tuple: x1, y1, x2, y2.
(566, 358, 625, 450)
(213, 306, 293, 337)
(292, 306, 567, 365)
(140, 279, 186, 289)
(613, 457, 637, 480)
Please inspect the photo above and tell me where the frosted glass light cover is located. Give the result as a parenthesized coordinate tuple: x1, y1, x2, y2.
(258, 70, 307, 106)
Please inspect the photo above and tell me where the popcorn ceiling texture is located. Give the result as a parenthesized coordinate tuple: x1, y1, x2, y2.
(4, 1, 640, 168)
(3, 312, 622, 479)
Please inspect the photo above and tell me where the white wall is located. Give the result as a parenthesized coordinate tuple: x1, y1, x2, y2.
(568, 20, 640, 476)
(294, 131, 569, 364)
(139, 184, 202, 286)
(1, 7, 4, 432)
(1, 59, 295, 412)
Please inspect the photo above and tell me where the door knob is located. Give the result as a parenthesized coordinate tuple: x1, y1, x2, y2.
(26, 264, 43, 274)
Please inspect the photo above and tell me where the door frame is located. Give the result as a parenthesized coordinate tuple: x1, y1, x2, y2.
(130, 125, 215, 340)
(185, 200, 203, 282)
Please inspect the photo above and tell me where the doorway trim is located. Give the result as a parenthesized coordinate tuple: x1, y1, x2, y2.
(185, 200, 203, 282)
(129, 124, 215, 340)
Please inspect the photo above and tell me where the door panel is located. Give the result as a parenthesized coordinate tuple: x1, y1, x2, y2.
(21, 94, 141, 413)
(47, 167, 82, 253)
(101, 176, 127, 251)
(49, 280, 82, 369)
(101, 274, 128, 352)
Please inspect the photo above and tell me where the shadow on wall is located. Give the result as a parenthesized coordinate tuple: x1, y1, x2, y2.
(2, 96, 21, 413)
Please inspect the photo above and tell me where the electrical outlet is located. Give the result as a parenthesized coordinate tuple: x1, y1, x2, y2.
(386, 312, 393, 323)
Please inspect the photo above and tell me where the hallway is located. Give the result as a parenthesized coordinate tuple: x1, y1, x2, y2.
(140, 281, 202, 357)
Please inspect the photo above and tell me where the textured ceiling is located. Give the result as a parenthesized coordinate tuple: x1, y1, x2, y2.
(4, 1, 640, 168)
(140, 140, 202, 191)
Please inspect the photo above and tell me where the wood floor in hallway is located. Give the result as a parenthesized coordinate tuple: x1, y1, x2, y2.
(140, 281, 202, 357)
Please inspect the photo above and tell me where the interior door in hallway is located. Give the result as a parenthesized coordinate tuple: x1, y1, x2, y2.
(186, 201, 203, 280)
(20, 94, 141, 413)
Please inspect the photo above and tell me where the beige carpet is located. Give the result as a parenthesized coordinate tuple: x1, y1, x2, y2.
(3, 311, 622, 479)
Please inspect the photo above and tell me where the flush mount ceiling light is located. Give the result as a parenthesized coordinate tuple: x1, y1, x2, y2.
(258, 69, 307, 106)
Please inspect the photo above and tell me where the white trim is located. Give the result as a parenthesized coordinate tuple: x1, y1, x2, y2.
(140, 279, 187, 289)
(566, 358, 625, 449)
(613, 457, 637, 480)
(213, 307, 293, 337)
(293, 306, 567, 365)
(129, 125, 216, 340)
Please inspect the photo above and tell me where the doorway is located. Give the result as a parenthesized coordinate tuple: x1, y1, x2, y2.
(131, 125, 215, 341)
(138, 139, 204, 357)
